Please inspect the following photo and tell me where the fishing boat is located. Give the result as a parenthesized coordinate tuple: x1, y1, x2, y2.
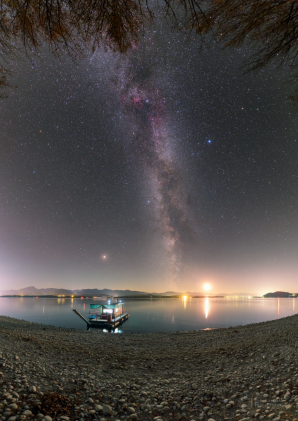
(73, 299, 129, 329)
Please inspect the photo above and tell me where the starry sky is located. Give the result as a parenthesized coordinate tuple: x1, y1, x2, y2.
(1, 22, 298, 295)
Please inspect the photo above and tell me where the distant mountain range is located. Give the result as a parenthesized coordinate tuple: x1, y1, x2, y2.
(0, 286, 256, 296)
(0, 286, 150, 296)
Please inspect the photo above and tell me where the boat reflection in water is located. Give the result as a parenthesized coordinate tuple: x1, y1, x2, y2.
(102, 328, 123, 334)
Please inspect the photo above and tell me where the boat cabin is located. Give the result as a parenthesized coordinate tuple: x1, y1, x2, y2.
(89, 302, 126, 323)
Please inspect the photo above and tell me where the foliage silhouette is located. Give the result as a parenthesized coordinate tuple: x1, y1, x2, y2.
(1, 0, 297, 91)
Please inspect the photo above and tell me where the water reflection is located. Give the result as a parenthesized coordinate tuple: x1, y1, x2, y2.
(57, 298, 65, 304)
(205, 297, 209, 319)
(0, 296, 297, 334)
(101, 328, 122, 334)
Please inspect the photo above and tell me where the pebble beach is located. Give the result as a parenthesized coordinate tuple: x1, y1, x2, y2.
(0, 313, 298, 421)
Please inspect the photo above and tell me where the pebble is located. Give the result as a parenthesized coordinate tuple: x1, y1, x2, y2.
(102, 404, 112, 415)
(22, 410, 32, 416)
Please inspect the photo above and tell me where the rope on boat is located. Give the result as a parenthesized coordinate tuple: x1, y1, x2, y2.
(72, 309, 89, 325)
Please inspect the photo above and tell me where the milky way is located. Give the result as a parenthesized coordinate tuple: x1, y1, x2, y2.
(112, 55, 196, 280)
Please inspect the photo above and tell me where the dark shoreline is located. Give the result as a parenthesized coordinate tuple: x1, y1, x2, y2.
(0, 294, 255, 298)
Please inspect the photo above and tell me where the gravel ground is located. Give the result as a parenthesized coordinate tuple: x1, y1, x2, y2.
(0, 314, 298, 421)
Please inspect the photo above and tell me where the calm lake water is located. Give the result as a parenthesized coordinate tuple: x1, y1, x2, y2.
(0, 296, 297, 333)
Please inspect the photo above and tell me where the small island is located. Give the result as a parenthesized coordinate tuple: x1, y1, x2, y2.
(263, 291, 297, 298)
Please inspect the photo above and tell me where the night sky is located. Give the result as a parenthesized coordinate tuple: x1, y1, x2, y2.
(1, 22, 298, 295)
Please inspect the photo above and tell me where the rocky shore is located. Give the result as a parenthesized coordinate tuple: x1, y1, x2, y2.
(0, 314, 298, 421)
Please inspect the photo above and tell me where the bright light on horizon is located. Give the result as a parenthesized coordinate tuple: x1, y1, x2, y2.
(204, 283, 211, 291)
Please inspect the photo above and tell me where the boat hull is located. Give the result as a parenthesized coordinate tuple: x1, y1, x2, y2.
(88, 312, 129, 328)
